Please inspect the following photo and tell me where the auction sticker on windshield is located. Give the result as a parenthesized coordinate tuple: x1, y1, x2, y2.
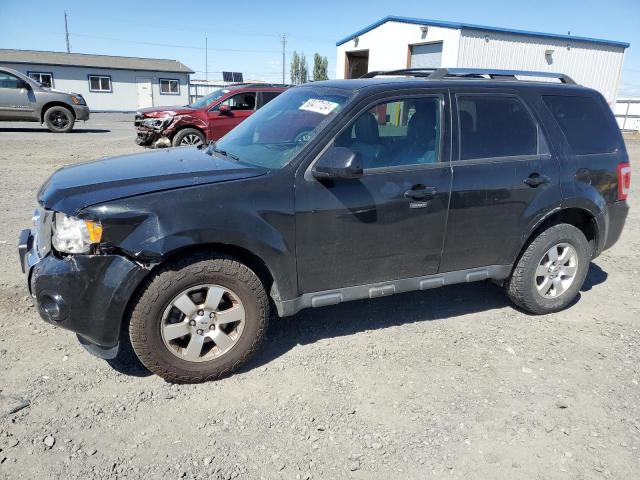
(299, 99, 339, 115)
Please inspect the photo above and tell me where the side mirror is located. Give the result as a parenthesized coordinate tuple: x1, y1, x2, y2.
(218, 104, 231, 115)
(312, 147, 363, 180)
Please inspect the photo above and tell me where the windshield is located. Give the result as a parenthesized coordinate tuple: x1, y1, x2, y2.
(214, 86, 353, 169)
(189, 88, 229, 108)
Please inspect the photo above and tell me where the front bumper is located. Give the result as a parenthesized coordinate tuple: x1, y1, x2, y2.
(135, 128, 170, 148)
(19, 227, 147, 354)
(72, 105, 90, 121)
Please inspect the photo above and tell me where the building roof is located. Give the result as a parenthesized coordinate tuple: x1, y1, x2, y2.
(0, 49, 194, 73)
(336, 15, 630, 49)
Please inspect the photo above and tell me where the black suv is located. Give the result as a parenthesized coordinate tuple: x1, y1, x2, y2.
(19, 68, 631, 383)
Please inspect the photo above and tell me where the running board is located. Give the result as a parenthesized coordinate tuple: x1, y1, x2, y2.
(275, 265, 512, 317)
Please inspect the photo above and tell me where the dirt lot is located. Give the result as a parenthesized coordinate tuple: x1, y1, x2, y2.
(0, 115, 639, 480)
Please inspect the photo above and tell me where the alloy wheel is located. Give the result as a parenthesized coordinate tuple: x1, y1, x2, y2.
(534, 242, 578, 298)
(180, 134, 203, 146)
(160, 284, 246, 362)
(50, 111, 69, 129)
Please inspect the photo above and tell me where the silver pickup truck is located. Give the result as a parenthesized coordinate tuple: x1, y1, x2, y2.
(0, 66, 90, 132)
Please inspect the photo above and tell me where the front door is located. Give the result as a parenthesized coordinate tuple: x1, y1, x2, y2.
(207, 91, 257, 140)
(440, 91, 561, 272)
(295, 92, 452, 293)
(136, 77, 153, 109)
(0, 71, 35, 120)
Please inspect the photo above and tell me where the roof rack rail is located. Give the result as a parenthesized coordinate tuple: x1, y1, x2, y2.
(360, 68, 438, 78)
(361, 67, 576, 84)
(429, 68, 576, 84)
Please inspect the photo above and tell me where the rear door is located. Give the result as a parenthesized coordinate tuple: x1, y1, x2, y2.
(0, 70, 35, 121)
(207, 91, 257, 140)
(440, 90, 561, 272)
(295, 90, 452, 293)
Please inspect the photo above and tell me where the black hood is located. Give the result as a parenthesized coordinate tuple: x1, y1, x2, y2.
(38, 147, 266, 215)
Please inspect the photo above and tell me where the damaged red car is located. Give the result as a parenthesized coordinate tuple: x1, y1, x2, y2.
(135, 83, 288, 148)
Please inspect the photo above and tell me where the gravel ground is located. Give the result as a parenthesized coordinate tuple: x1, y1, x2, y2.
(0, 115, 639, 480)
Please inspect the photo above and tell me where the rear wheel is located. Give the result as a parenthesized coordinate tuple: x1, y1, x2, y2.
(44, 106, 75, 133)
(172, 128, 205, 147)
(128, 254, 269, 383)
(506, 223, 590, 314)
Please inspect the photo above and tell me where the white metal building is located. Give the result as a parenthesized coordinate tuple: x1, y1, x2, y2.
(336, 16, 630, 104)
(0, 49, 193, 111)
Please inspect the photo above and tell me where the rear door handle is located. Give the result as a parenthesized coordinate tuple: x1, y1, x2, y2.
(404, 185, 437, 201)
(523, 173, 551, 187)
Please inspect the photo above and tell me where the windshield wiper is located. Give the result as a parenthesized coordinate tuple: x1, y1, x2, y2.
(206, 141, 240, 162)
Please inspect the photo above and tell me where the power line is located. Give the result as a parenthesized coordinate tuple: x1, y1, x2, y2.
(68, 32, 281, 54)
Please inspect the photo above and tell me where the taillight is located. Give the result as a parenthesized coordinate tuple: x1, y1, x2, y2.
(618, 162, 631, 201)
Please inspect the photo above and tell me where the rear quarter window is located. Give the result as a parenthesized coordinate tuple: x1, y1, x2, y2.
(543, 95, 619, 155)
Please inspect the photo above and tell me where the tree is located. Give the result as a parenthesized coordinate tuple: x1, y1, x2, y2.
(290, 51, 309, 85)
(313, 53, 329, 81)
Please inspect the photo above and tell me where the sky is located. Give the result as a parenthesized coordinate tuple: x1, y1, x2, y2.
(1, 0, 639, 96)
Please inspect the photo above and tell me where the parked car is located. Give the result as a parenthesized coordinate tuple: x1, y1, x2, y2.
(134, 83, 288, 148)
(20, 68, 630, 383)
(0, 66, 89, 132)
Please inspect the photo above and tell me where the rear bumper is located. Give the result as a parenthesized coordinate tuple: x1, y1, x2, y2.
(601, 200, 629, 252)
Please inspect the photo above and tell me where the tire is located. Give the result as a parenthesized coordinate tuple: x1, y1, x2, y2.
(506, 223, 590, 314)
(128, 253, 269, 383)
(44, 106, 75, 133)
(172, 128, 205, 147)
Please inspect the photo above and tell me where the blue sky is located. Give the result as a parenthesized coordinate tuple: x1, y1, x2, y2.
(1, 0, 638, 96)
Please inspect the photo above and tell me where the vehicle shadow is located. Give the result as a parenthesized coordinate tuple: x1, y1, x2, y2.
(0, 127, 110, 134)
(581, 262, 608, 291)
(107, 262, 608, 380)
(242, 280, 510, 373)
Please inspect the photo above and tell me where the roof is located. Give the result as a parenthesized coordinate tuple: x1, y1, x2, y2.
(336, 15, 630, 49)
(0, 49, 194, 73)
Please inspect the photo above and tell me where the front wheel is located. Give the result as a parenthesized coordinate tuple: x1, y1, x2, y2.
(44, 106, 75, 133)
(172, 128, 205, 147)
(506, 223, 590, 314)
(128, 254, 269, 383)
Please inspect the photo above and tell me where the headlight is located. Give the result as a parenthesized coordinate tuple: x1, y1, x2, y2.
(70, 95, 86, 105)
(52, 213, 102, 254)
(142, 116, 173, 130)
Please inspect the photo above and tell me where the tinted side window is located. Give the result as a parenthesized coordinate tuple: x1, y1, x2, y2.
(219, 92, 256, 111)
(335, 97, 441, 169)
(543, 95, 618, 155)
(0, 72, 21, 89)
(458, 96, 537, 160)
(260, 91, 281, 108)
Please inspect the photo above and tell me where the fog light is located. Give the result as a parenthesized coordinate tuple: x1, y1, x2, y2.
(39, 292, 69, 322)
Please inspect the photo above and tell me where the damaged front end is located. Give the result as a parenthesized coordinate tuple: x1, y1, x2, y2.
(134, 114, 174, 148)
(19, 207, 149, 358)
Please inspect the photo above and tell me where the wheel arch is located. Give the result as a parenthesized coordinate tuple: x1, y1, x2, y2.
(512, 207, 599, 269)
(40, 101, 75, 123)
(121, 242, 277, 332)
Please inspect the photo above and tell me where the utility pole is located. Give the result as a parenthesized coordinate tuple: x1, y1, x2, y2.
(281, 34, 287, 84)
(64, 11, 71, 53)
(205, 37, 208, 81)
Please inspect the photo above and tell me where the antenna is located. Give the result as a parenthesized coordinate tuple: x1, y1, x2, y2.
(64, 11, 71, 53)
(205, 37, 208, 81)
(281, 34, 287, 85)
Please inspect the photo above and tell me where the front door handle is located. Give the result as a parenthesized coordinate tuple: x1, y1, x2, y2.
(404, 185, 437, 201)
(523, 173, 551, 188)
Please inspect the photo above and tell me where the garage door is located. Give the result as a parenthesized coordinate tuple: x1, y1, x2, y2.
(410, 43, 443, 69)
